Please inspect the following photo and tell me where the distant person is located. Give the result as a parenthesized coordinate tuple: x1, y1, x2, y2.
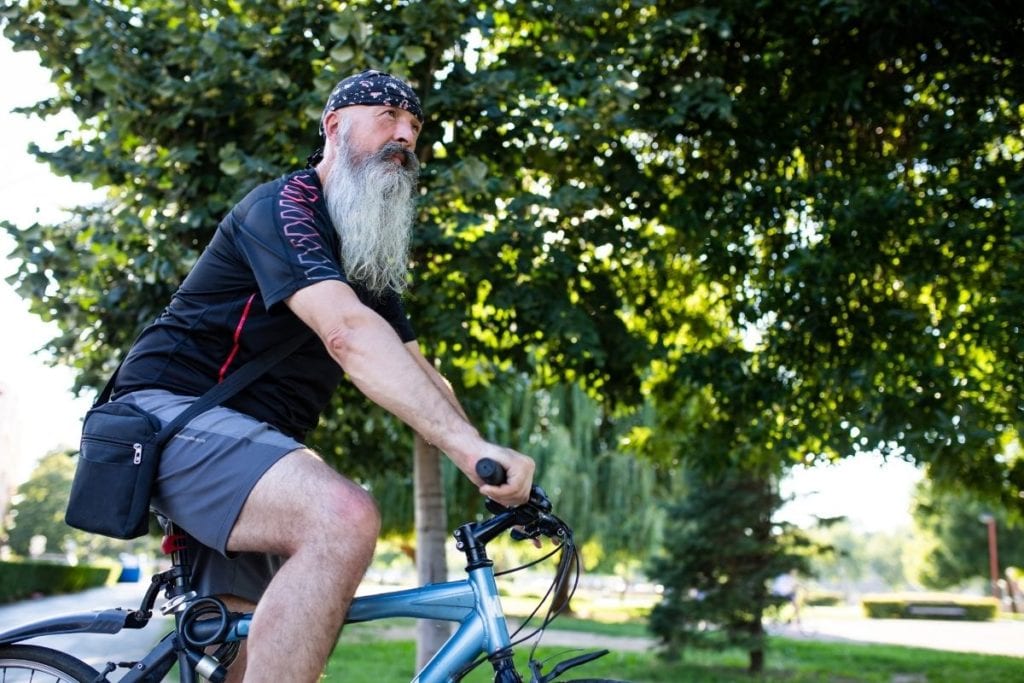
(770, 570, 802, 625)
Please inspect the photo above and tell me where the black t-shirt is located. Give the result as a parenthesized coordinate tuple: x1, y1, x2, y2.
(112, 168, 416, 440)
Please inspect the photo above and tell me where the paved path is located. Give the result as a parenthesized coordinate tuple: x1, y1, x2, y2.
(514, 615, 1024, 659)
(0, 580, 172, 679)
(771, 613, 1024, 658)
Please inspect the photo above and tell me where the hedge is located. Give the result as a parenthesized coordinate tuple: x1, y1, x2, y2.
(0, 560, 116, 604)
(861, 593, 999, 621)
(804, 590, 844, 607)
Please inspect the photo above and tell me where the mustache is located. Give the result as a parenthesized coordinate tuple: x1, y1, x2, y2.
(371, 141, 420, 172)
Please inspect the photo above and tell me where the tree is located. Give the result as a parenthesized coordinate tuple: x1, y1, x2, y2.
(5, 451, 154, 561)
(604, 1, 1024, 667)
(412, 438, 449, 667)
(1, 0, 655, 411)
(5, 452, 78, 558)
(621, 0, 1024, 509)
(648, 467, 813, 674)
(806, 521, 917, 593)
(473, 379, 677, 569)
(911, 479, 1024, 589)
(0, 0, 658, 665)
(4, 0, 1022, 501)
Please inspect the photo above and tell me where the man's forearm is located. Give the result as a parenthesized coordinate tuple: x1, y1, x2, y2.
(286, 280, 536, 506)
(337, 317, 480, 460)
(406, 342, 470, 422)
(287, 281, 480, 469)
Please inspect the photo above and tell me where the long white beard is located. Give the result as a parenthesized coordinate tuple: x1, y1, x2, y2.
(324, 126, 419, 295)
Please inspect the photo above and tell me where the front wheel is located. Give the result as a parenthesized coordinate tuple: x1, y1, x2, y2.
(0, 643, 101, 682)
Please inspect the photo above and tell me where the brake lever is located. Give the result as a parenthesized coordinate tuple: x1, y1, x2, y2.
(484, 498, 508, 515)
(483, 484, 552, 516)
(510, 528, 532, 542)
(510, 512, 569, 544)
(529, 484, 553, 512)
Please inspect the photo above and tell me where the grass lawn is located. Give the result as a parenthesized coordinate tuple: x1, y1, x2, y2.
(324, 623, 1023, 682)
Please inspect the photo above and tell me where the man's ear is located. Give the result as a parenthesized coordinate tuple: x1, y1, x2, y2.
(323, 110, 343, 141)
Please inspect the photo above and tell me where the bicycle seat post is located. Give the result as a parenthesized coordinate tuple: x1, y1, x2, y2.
(161, 521, 193, 599)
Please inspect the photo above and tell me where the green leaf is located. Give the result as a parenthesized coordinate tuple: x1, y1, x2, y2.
(328, 20, 351, 42)
(330, 44, 355, 65)
(218, 159, 242, 176)
(402, 45, 426, 64)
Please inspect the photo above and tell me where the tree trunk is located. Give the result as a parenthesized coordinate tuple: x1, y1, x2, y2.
(748, 614, 766, 674)
(414, 434, 451, 669)
(748, 648, 765, 674)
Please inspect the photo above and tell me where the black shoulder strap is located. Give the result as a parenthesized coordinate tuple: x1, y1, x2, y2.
(152, 333, 310, 448)
(93, 369, 122, 407)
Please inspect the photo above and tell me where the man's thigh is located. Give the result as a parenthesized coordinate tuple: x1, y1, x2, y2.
(122, 389, 304, 556)
(124, 389, 307, 603)
(225, 448, 373, 557)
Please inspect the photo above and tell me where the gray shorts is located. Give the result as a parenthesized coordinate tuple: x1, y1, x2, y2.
(122, 389, 304, 604)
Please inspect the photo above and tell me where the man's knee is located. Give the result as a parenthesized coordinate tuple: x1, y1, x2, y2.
(322, 480, 381, 542)
(228, 449, 379, 556)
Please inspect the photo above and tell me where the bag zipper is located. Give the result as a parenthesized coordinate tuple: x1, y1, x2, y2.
(80, 435, 145, 465)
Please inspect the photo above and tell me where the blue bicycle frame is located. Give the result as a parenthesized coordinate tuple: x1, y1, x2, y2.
(181, 567, 515, 682)
(346, 569, 514, 682)
(0, 535, 526, 683)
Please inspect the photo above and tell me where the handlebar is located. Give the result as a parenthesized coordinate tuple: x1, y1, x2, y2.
(476, 457, 507, 486)
(459, 458, 562, 552)
(475, 458, 553, 515)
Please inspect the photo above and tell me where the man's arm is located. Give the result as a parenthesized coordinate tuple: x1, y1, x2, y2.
(405, 341, 469, 421)
(286, 279, 534, 504)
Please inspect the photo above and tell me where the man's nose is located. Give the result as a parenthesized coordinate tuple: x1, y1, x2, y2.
(393, 120, 418, 148)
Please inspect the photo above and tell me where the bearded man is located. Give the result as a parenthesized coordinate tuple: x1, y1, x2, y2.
(109, 70, 535, 681)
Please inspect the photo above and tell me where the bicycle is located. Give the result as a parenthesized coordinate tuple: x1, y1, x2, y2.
(0, 459, 631, 682)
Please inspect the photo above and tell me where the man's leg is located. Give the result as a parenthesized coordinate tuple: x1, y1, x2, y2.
(208, 596, 253, 683)
(225, 448, 380, 682)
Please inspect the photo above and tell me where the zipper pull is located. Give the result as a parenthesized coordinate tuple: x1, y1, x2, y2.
(133, 443, 143, 465)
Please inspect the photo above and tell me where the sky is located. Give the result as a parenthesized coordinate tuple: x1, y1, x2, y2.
(0, 38, 923, 531)
(1, 38, 98, 485)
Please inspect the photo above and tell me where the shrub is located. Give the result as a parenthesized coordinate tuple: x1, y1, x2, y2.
(0, 560, 115, 604)
(804, 590, 843, 607)
(861, 593, 998, 621)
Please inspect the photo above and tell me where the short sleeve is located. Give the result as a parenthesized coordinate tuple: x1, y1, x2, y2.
(231, 173, 346, 310)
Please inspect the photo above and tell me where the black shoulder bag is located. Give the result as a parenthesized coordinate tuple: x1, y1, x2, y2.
(65, 335, 308, 539)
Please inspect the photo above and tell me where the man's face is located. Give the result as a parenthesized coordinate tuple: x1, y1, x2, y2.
(328, 105, 422, 165)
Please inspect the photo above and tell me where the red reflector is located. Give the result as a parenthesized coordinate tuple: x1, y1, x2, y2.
(161, 534, 188, 554)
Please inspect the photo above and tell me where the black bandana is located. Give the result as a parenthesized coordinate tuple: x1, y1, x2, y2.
(319, 69, 424, 137)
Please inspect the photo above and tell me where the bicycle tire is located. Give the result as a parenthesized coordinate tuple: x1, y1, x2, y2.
(0, 643, 101, 682)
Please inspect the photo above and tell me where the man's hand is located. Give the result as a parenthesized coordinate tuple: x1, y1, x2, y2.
(475, 446, 535, 507)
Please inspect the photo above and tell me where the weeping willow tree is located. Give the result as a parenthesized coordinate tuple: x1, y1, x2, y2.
(372, 375, 677, 573)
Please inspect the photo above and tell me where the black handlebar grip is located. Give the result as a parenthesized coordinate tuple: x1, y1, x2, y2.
(476, 458, 507, 486)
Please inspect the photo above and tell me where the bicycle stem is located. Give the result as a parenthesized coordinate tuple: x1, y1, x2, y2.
(454, 511, 516, 569)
